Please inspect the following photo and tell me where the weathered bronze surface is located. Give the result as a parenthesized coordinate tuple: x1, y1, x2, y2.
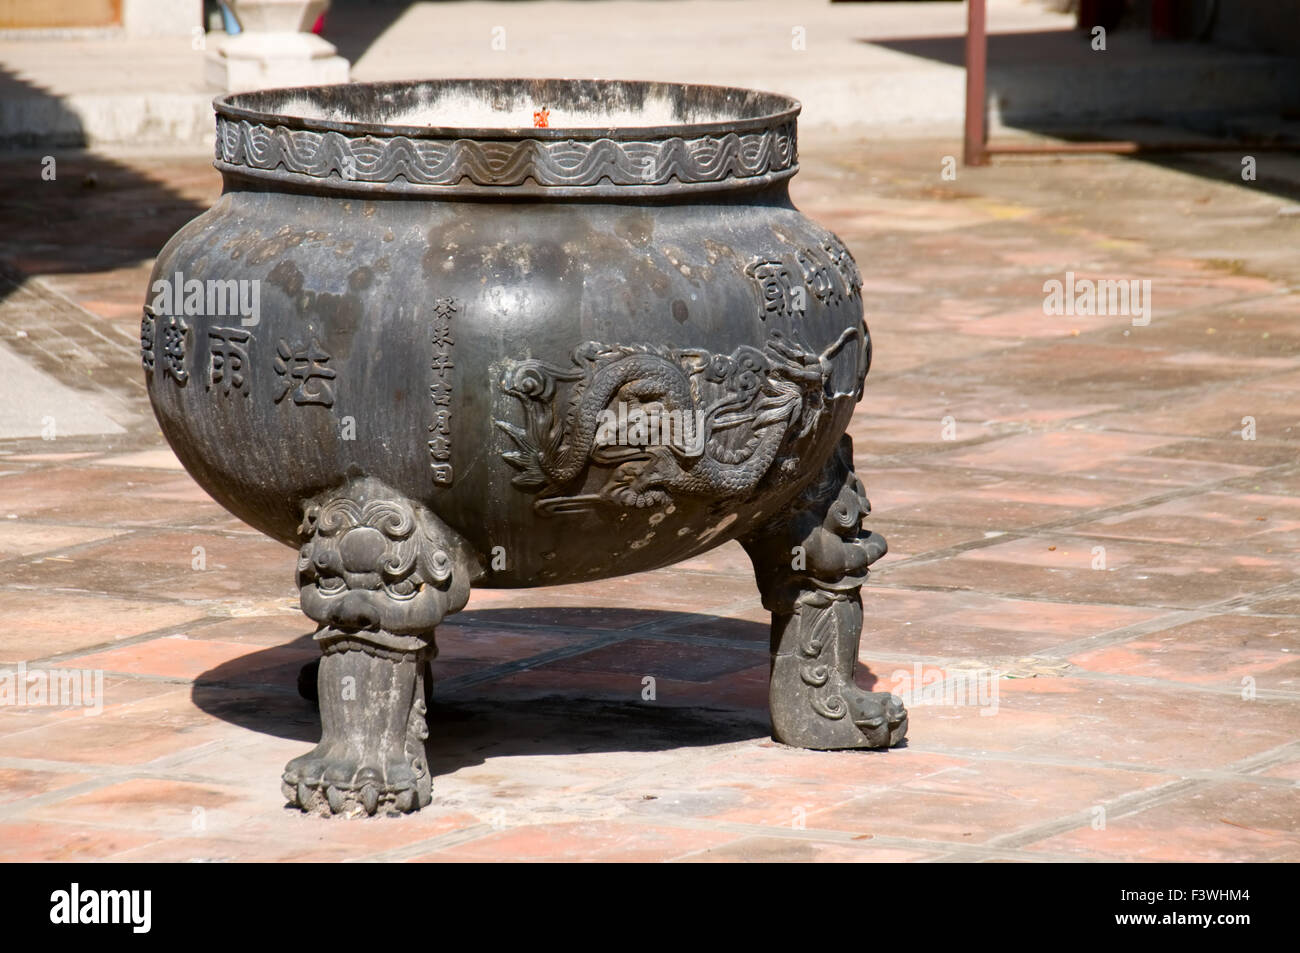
(145, 78, 906, 816)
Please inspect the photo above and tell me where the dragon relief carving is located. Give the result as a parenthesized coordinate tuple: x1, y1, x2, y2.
(496, 328, 863, 514)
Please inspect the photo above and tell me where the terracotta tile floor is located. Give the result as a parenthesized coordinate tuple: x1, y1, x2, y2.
(0, 139, 1297, 862)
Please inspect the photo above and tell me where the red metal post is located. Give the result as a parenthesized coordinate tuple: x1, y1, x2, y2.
(964, 0, 989, 166)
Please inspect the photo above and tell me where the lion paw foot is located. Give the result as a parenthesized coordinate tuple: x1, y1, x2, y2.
(283, 743, 431, 817)
(847, 688, 908, 749)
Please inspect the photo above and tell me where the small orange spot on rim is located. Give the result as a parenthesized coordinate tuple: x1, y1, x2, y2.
(533, 108, 550, 128)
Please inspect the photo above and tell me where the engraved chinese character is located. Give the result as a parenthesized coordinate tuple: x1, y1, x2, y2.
(821, 238, 862, 299)
(430, 378, 453, 406)
(796, 248, 838, 305)
(273, 337, 336, 407)
(140, 307, 156, 374)
(432, 297, 457, 336)
(429, 298, 457, 486)
(429, 407, 452, 435)
(149, 311, 189, 384)
(208, 327, 250, 394)
(744, 259, 802, 319)
(427, 434, 451, 461)
(164, 319, 188, 378)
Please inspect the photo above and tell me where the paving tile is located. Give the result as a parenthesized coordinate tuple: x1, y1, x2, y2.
(420, 819, 737, 862)
(676, 837, 941, 862)
(1068, 614, 1300, 691)
(1025, 780, 1300, 861)
(0, 521, 126, 558)
(111, 808, 485, 861)
(4, 528, 297, 602)
(0, 673, 182, 739)
(187, 684, 319, 745)
(538, 638, 763, 683)
(918, 430, 1175, 476)
(866, 327, 1022, 375)
(0, 766, 83, 806)
(864, 466, 1161, 531)
(101, 834, 296, 863)
(435, 623, 600, 666)
(848, 520, 989, 562)
(0, 590, 210, 663)
(881, 535, 1298, 609)
(1242, 591, 1300, 616)
(0, 466, 224, 525)
(847, 415, 999, 453)
(1232, 470, 1300, 497)
(1257, 367, 1300, 391)
(1066, 491, 1300, 553)
(1099, 293, 1300, 360)
(89, 448, 184, 470)
(907, 677, 1300, 772)
(967, 304, 1119, 340)
(862, 373, 1121, 427)
(181, 614, 314, 648)
(469, 663, 771, 713)
(0, 686, 242, 766)
(25, 777, 262, 835)
(457, 597, 678, 632)
(1087, 388, 1300, 443)
(617, 746, 967, 828)
(462, 568, 750, 627)
(1095, 454, 1262, 487)
(427, 744, 701, 807)
(1144, 436, 1300, 469)
(2, 452, 104, 463)
(664, 541, 754, 576)
(1257, 758, 1300, 783)
(650, 607, 770, 643)
(50, 635, 315, 684)
(0, 820, 155, 861)
(925, 338, 1262, 402)
(861, 586, 1165, 658)
(802, 759, 1168, 845)
(418, 695, 771, 804)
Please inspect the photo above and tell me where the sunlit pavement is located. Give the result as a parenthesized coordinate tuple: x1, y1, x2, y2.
(0, 134, 1296, 861)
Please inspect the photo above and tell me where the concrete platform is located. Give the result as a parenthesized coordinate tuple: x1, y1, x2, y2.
(1, 0, 1297, 148)
(0, 341, 127, 439)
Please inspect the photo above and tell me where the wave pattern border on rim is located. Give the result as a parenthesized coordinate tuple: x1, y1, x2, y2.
(212, 78, 802, 198)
